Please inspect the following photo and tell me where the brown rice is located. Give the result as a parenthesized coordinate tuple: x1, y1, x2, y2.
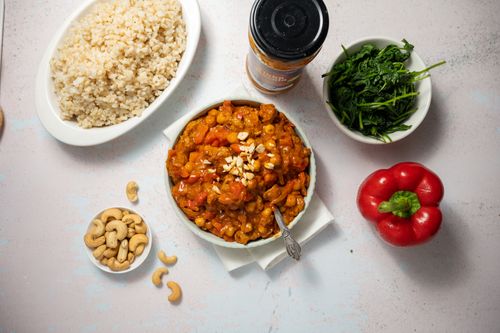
(50, 0, 186, 128)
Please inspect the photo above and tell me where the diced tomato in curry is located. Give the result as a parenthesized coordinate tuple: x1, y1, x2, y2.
(166, 101, 310, 245)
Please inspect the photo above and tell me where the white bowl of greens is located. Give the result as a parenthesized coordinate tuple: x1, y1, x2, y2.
(322, 36, 445, 144)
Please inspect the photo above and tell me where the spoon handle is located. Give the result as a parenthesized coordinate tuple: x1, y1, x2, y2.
(274, 209, 301, 261)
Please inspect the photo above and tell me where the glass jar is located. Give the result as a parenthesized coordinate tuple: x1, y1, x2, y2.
(246, 0, 329, 94)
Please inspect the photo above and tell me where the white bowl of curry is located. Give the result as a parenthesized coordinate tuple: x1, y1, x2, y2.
(165, 100, 316, 248)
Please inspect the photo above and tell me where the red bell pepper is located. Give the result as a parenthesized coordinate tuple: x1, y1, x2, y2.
(357, 162, 444, 246)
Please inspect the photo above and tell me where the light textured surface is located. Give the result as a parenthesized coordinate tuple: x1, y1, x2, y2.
(1, 0, 499, 332)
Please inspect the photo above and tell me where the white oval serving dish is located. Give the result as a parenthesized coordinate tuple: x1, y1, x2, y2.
(35, 0, 201, 146)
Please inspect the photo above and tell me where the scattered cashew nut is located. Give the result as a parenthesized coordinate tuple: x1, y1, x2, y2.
(126, 181, 139, 203)
(151, 267, 169, 287)
(166, 281, 182, 302)
(107, 257, 130, 272)
(158, 250, 177, 265)
(92, 244, 107, 260)
(117, 239, 129, 263)
(105, 231, 118, 249)
(84, 233, 105, 248)
(90, 219, 105, 237)
(100, 208, 123, 222)
(105, 220, 128, 240)
(129, 234, 148, 254)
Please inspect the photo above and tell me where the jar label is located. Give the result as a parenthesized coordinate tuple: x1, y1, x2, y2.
(246, 50, 303, 92)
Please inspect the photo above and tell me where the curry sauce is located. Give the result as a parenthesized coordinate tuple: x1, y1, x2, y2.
(167, 101, 310, 244)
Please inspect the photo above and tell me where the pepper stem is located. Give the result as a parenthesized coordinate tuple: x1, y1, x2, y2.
(378, 191, 421, 218)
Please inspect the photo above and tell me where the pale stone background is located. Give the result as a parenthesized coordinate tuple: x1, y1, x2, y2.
(0, 0, 499, 332)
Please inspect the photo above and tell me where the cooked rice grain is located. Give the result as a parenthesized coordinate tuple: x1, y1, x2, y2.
(51, 0, 186, 128)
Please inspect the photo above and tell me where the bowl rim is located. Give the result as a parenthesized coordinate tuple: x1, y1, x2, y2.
(164, 98, 316, 249)
(35, 0, 201, 146)
(84, 206, 152, 274)
(322, 36, 432, 144)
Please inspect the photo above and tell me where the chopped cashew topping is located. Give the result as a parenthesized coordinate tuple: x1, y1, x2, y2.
(264, 162, 275, 170)
(237, 132, 249, 140)
(245, 172, 255, 180)
(221, 142, 270, 186)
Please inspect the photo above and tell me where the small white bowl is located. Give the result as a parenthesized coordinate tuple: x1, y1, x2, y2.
(322, 36, 432, 144)
(164, 99, 316, 249)
(35, 0, 201, 146)
(85, 207, 152, 274)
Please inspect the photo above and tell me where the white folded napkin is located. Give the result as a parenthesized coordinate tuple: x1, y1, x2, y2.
(163, 90, 334, 271)
(212, 193, 333, 271)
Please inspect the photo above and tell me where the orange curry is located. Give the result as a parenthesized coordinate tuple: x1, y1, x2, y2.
(167, 101, 310, 244)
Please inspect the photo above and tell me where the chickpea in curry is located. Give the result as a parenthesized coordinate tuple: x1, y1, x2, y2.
(167, 101, 310, 245)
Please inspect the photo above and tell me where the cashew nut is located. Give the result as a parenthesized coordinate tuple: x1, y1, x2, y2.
(135, 244, 145, 256)
(151, 267, 169, 287)
(127, 227, 136, 238)
(158, 250, 177, 265)
(117, 239, 129, 263)
(122, 214, 142, 225)
(87, 208, 150, 269)
(105, 220, 128, 240)
(84, 233, 105, 248)
(101, 208, 123, 222)
(134, 222, 148, 234)
(90, 219, 105, 237)
(103, 247, 118, 259)
(166, 281, 182, 302)
(92, 244, 107, 260)
(126, 181, 139, 202)
(128, 252, 135, 264)
(107, 257, 130, 272)
(105, 231, 118, 249)
(129, 234, 148, 254)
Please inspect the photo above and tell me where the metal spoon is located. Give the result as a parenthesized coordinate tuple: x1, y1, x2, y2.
(274, 208, 301, 261)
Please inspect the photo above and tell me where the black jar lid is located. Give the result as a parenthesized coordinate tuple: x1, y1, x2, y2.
(249, 0, 329, 61)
